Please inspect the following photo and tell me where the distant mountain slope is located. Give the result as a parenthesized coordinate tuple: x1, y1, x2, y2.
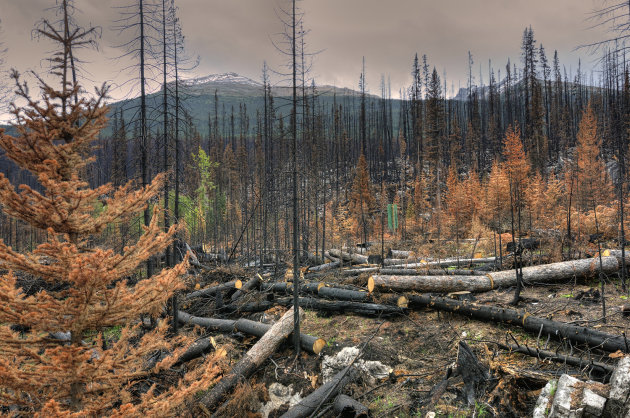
(107, 72, 386, 137)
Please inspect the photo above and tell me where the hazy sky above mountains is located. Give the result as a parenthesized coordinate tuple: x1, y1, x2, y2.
(0, 0, 612, 102)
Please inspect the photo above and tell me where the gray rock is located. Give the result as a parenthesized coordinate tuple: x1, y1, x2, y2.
(609, 357, 630, 405)
(582, 388, 606, 417)
(259, 383, 302, 418)
(533, 380, 557, 418)
(321, 346, 392, 385)
(549, 374, 581, 418)
(604, 356, 630, 417)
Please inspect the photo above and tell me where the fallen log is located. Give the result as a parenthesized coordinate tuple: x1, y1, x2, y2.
(332, 394, 369, 417)
(379, 268, 486, 276)
(216, 300, 275, 315)
(262, 281, 325, 295)
(281, 365, 358, 418)
(176, 337, 213, 364)
(274, 296, 406, 316)
(407, 295, 630, 353)
(492, 342, 614, 377)
(261, 282, 373, 302)
(388, 249, 413, 258)
(339, 267, 380, 276)
(328, 249, 369, 265)
(308, 260, 341, 272)
(371, 256, 620, 293)
(178, 311, 325, 354)
(383, 258, 419, 266)
(602, 249, 630, 266)
(184, 280, 242, 300)
(197, 307, 299, 412)
(388, 257, 497, 269)
(230, 274, 262, 302)
(372, 274, 493, 293)
(324, 251, 340, 262)
(303, 267, 377, 280)
(317, 286, 372, 302)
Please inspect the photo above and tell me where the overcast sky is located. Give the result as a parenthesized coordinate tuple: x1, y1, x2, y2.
(0, 0, 613, 104)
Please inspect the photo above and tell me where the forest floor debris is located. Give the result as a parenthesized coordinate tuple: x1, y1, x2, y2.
(170, 256, 630, 417)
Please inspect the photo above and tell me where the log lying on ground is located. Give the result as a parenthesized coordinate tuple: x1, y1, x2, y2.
(176, 337, 213, 364)
(261, 282, 373, 302)
(602, 249, 630, 265)
(493, 342, 614, 376)
(379, 268, 487, 276)
(197, 307, 299, 412)
(184, 280, 242, 300)
(333, 394, 369, 417)
(387, 257, 497, 269)
(274, 296, 406, 316)
(372, 256, 620, 293)
(303, 267, 377, 280)
(388, 249, 413, 258)
(262, 281, 325, 295)
(383, 258, 420, 266)
(219, 292, 397, 316)
(324, 251, 340, 262)
(178, 311, 325, 354)
(216, 300, 275, 315)
(328, 249, 369, 265)
(281, 365, 358, 418)
(230, 274, 262, 302)
(407, 295, 630, 353)
(308, 260, 341, 272)
(338, 267, 380, 276)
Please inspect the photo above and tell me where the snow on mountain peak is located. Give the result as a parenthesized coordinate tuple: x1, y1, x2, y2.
(183, 72, 261, 87)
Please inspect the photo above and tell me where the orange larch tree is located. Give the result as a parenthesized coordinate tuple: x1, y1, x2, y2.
(0, 9, 220, 416)
(350, 153, 375, 244)
(502, 125, 530, 304)
(576, 102, 611, 214)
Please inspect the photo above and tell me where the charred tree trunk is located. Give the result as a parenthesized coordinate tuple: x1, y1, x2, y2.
(280, 366, 358, 418)
(407, 295, 630, 353)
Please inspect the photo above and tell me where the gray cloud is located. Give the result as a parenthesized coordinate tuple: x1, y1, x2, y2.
(0, 0, 611, 105)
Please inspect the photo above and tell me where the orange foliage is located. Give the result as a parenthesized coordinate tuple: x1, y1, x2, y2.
(0, 17, 220, 416)
(502, 125, 529, 186)
(350, 153, 375, 238)
(575, 102, 611, 210)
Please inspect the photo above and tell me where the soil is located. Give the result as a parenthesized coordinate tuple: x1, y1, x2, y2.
(181, 263, 630, 418)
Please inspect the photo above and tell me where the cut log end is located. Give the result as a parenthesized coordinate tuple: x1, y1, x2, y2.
(312, 338, 326, 355)
(367, 276, 375, 293)
(317, 282, 325, 291)
(235, 280, 242, 289)
(397, 296, 408, 308)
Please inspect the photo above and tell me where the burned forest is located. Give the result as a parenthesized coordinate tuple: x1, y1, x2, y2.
(2, 0, 630, 417)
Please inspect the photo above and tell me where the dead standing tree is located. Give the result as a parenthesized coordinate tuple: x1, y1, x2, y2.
(272, 0, 308, 358)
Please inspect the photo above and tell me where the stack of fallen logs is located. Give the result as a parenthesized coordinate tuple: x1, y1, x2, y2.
(176, 248, 630, 415)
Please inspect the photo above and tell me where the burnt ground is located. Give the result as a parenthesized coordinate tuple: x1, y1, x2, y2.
(181, 265, 630, 418)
